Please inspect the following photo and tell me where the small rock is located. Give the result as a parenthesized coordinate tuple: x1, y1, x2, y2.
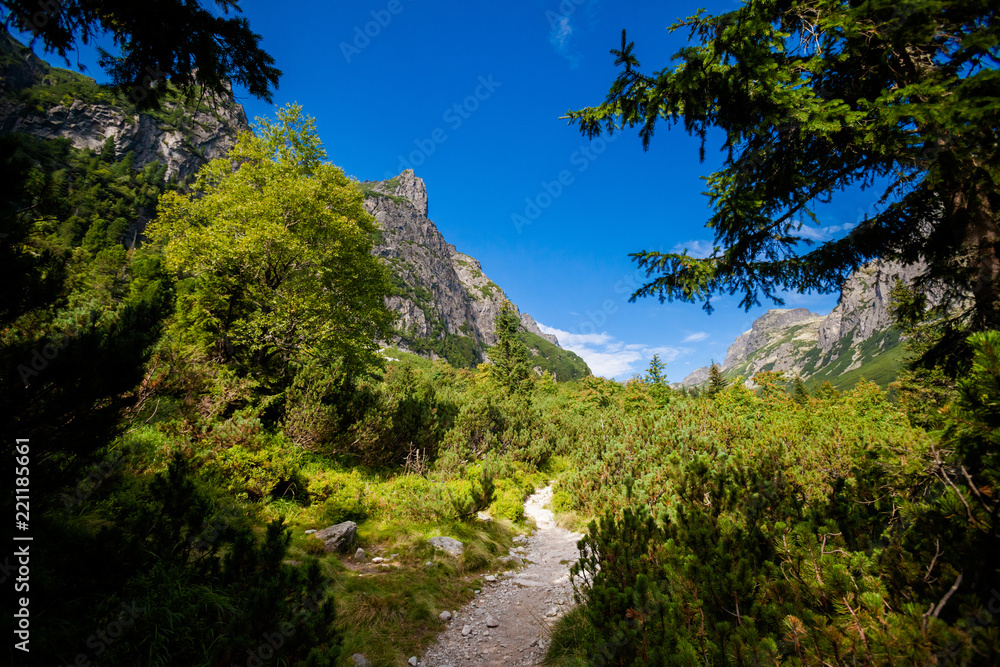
(313, 521, 357, 553)
(425, 561, 434, 567)
(474, 589, 481, 594)
(304, 529, 316, 534)
(389, 553, 399, 560)
(428, 536, 464, 557)
(351, 654, 370, 667)
(477, 511, 492, 522)
(484, 575, 496, 583)
(408, 658, 418, 667)
(545, 607, 559, 617)
(485, 616, 499, 628)
(439, 611, 452, 621)
(461, 624, 472, 637)
(372, 556, 384, 563)
(353, 548, 367, 562)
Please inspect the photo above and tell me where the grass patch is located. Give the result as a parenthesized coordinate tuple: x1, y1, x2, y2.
(266, 458, 532, 664)
(544, 605, 601, 666)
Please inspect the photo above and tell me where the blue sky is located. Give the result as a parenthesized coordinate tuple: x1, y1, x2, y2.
(21, 0, 888, 381)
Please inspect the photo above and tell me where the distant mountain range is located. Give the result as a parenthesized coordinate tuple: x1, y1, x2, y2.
(679, 258, 937, 390)
(1, 29, 590, 380)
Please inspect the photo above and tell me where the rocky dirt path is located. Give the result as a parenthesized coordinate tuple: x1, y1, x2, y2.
(420, 485, 584, 666)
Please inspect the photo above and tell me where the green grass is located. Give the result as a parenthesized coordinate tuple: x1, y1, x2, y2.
(805, 329, 905, 391)
(263, 460, 540, 665)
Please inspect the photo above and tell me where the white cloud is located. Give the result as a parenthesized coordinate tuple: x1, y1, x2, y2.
(670, 239, 715, 259)
(547, 14, 580, 68)
(549, 15, 572, 50)
(542, 328, 613, 349)
(538, 323, 691, 379)
(547, 1, 600, 68)
(682, 331, 709, 343)
(794, 221, 856, 242)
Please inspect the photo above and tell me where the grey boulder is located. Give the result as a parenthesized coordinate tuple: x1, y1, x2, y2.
(313, 521, 357, 553)
(428, 536, 464, 557)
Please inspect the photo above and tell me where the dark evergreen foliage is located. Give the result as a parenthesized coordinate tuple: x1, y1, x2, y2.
(1, 0, 281, 110)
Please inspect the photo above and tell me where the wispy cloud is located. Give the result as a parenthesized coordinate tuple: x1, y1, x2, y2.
(547, 14, 579, 68)
(682, 331, 709, 343)
(670, 239, 715, 259)
(546, 0, 600, 69)
(549, 15, 572, 49)
(794, 222, 855, 242)
(538, 323, 691, 380)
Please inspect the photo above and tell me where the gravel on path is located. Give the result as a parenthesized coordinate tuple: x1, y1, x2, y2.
(420, 485, 583, 666)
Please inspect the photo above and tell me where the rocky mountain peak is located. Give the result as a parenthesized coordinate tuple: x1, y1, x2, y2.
(365, 169, 428, 217)
(361, 171, 588, 376)
(723, 308, 822, 369)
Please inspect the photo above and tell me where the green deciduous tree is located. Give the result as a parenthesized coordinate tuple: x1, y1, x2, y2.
(1, 0, 280, 109)
(567, 0, 1000, 334)
(146, 104, 393, 384)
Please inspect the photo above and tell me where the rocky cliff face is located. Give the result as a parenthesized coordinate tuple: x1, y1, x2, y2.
(1, 30, 248, 181)
(681, 258, 938, 388)
(363, 170, 578, 372)
(722, 308, 824, 371)
(816, 259, 931, 353)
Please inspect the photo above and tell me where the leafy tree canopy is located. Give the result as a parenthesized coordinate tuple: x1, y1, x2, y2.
(146, 104, 394, 382)
(566, 0, 999, 332)
(1, 0, 280, 109)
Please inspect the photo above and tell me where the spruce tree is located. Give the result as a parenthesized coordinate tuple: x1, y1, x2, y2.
(488, 301, 532, 396)
(644, 353, 667, 385)
(792, 376, 809, 405)
(567, 0, 1000, 344)
(708, 361, 727, 396)
(644, 353, 671, 404)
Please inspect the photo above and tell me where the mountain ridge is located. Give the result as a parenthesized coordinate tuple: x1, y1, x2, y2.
(680, 258, 935, 389)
